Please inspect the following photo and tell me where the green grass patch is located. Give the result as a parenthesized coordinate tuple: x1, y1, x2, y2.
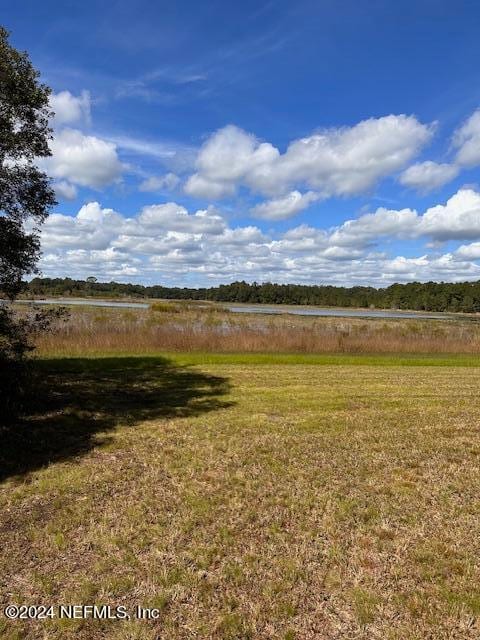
(35, 350, 480, 368)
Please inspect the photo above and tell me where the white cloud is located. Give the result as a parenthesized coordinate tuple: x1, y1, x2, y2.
(184, 173, 236, 199)
(219, 226, 267, 245)
(418, 188, 480, 240)
(139, 173, 180, 192)
(270, 225, 328, 253)
(44, 90, 123, 191)
(382, 253, 480, 281)
(400, 108, 480, 192)
(137, 203, 225, 234)
(322, 246, 365, 260)
(53, 180, 77, 201)
(185, 116, 433, 200)
(327, 188, 480, 247)
(46, 128, 123, 189)
(455, 242, 480, 260)
(250, 190, 321, 220)
(453, 109, 480, 168)
(40, 202, 124, 250)
(107, 134, 197, 172)
(383, 255, 430, 275)
(41, 248, 141, 280)
(399, 161, 459, 192)
(330, 207, 418, 247)
(37, 190, 480, 286)
(50, 90, 91, 126)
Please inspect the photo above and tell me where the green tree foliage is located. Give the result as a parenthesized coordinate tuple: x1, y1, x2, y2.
(0, 27, 56, 420)
(26, 276, 480, 313)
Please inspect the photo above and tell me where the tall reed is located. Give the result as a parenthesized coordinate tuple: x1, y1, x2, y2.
(35, 306, 480, 356)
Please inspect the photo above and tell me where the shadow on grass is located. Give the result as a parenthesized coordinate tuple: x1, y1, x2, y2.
(0, 356, 233, 482)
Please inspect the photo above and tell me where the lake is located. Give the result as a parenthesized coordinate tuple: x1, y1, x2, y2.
(14, 298, 456, 319)
(16, 298, 150, 309)
(226, 304, 449, 319)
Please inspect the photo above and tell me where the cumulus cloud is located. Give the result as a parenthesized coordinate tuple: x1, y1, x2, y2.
(137, 203, 225, 235)
(453, 109, 480, 168)
(330, 207, 419, 247)
(399, 161, 459, 192)
(44, 88, 125, 192)
(46, 128, 123, 188)
(139, 173, 180, 192)
(382, 253, 480, 281)
(184, 173, 236, 199)
(40, 202, 124, 250)
(418, 188, 480, 240)
(455, 242, 480, 260)
(40, 248, 141, 280)
(326, 188, 480, 247)
(185, 116, 433, 201)
(37, 189, 480, 286)
(50, 90, 91, 126)
(53, 180, 78, 201)
(250, 190, 321, 220)
(322, 246, 365, 260)
(401, 108, 480, 193)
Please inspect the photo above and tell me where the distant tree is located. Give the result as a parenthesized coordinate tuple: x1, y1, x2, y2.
(0, 26, 57, 420)
(21, 275, 480, 314)
(86, 276, 97, 284)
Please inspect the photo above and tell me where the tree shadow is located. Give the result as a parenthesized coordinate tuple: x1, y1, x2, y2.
(0, 356, 233, 482)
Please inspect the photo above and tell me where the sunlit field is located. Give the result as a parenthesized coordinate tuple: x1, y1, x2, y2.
(32, 302, 480, 355)
(2, 350, 480, 639)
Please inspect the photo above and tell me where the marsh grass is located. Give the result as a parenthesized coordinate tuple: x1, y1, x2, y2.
(1, 356, 480, 638)
(35, 304, 480, 356)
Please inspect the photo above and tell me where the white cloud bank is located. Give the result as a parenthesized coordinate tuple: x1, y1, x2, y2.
(44, 92, 480, 222)
(185, 116, 433, 203)
(328, 188, 480, 247)
(37, 188, 480, 286)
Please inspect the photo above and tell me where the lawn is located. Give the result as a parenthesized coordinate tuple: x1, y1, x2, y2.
(1, 353, 480, 639)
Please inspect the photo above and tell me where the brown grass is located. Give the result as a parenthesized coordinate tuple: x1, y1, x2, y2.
(35, 305, 480, 355)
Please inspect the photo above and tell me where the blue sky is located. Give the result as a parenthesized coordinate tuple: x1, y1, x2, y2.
(6, 0, 480, 286)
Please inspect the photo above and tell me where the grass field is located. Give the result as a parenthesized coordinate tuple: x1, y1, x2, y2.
(33, 303, 480, 355)
(2, 352, 480, 639)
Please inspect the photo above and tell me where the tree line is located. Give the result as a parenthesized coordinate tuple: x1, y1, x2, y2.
(26, 277, 480, 313)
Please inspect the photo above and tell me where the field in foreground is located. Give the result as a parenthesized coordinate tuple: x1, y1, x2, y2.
(1, 354, 480, 639)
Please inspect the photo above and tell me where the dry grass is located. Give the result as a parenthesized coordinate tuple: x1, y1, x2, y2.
(34, 304, 480, 355)
(1, 355, 480, 639)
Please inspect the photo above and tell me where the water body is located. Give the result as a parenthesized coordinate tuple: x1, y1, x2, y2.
(16, 298, 150, 309)
(15, 298, 456, 319)
(226, 305, 449, 320)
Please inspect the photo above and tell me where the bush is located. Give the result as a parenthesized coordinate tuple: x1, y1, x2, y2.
(0, 305, 68, 423)
(151, 302, 180, 313)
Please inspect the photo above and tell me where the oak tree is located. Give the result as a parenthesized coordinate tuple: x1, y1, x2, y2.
(0, 26, 56, 418)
